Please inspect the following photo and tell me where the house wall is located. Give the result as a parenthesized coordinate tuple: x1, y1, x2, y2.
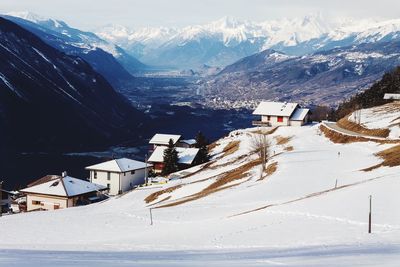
(26, 194, 68, 211)
(90, 171, 120, 195)
(289, 114, 310, 126)
(119, 168, 147, 192)
(90, 168, 148, 195)
(262, 115, 290, 126)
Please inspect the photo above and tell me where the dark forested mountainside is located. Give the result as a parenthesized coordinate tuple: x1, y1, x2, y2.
(334, 67, 400, 120)
(0, 17, 147, 152)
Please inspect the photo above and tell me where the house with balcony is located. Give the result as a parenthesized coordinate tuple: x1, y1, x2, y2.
(252, 101, 310, 127)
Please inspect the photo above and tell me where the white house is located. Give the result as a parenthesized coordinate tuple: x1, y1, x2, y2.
(85, 158, 152, 195)
(148, 147, 200, 174)
(252, 101, 310, 127)
(20, 174, 107, 212)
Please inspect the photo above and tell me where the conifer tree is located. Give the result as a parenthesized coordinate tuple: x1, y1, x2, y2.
(162, 139, 179, 175)
(194, 131, 210, 164)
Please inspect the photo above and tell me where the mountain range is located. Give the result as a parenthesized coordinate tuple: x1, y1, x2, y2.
(0, 16, 146, 153)
(2, 12, 148, 88)
(199, 41, 400, 108)
(97, 14, 400, 69)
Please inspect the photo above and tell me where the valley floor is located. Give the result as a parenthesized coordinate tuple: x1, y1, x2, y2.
(0, 123, 399, 266)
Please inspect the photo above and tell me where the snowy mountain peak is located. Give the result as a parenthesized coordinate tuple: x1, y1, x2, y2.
(6, 11, 65, 28)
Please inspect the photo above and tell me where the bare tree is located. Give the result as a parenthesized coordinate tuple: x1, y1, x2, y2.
(251, 132, 270, 172)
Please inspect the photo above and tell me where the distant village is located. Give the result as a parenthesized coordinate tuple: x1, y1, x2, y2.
(1, 101, 310, 215)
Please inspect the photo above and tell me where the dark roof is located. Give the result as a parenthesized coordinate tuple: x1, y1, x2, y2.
(27, 175, 61, 188)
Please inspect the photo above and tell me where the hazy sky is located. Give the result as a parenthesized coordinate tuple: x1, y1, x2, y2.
(1, 0, 399, 30)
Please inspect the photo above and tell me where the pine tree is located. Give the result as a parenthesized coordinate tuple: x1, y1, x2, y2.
(194, 131, 210, 164)
(162, 139, 179, 175)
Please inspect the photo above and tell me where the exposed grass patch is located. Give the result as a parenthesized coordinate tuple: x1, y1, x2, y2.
(275, 135, 292, 145)
(284, 146, 294, 152)
(337, 115, 390, 138)
(251, 127, 278, 135)
(362, 144, 400, 171)
(156, 159, 262, 208)
(207, 142, 219, 153)
(320, 125, 400, 145)
(320, 124, 374, 144)
(222, 140, 240, 157)
(144, 185, 182, 204)
(181, 161, 214, 179)
(258, 162, 278, 181)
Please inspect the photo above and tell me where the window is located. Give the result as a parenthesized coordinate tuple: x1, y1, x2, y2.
(93, 171, 97, 179)
(107, 172, 111, 180)
(107, 183, 110, 189)
(277, 116, 283, 122)
(32, 200, 41, 205)
(267, 116, 271, 121)
(131, 170, 135, 175)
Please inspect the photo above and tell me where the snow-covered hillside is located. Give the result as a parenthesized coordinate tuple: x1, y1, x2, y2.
(1, 115, 400, 265)
(348, 102, 400, 139)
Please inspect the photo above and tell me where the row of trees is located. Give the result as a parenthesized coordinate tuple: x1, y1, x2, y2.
(162, 131, 210, 176)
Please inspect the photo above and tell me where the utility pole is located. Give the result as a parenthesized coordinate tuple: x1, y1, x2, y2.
(335, 179, 338, 189)
(368, 195, 372, 234)
(149, 208, 153, 225)
(0, 181, 3, 218)
(145, 154, 148, 185)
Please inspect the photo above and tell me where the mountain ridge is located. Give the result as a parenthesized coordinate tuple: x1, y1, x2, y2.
(0, 16, 147, 152)
(97, 14, 400, 68)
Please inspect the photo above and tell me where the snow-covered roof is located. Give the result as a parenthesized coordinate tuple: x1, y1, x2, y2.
(253, 101, 298, 117)
(290, 108, 310, 121)
(149, 134, 181, 145)
(181, 139, 196, 145)
(384, 93, 400, 100)
(27, 175, 60, 187)
(20, 176, 106, 197)
(148, 147, 199, 165)
(86, 158, 151, 172)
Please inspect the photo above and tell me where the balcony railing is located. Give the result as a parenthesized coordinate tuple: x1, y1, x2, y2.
(252, 121, 271, 126)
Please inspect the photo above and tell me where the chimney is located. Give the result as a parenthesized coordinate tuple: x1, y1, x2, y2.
(62, 171, 67, 178)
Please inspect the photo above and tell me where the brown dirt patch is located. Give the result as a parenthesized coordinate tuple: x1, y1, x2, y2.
(284, 146, 294, 152)
(362, 144, 400, 171)
(258, 162, 278, 181)
(251, 127, 278, 135)
(155, 158, 262, 208)
(275, 135, 292, 145)
(320, 124, 379, 144)
(222, 140, 240, 157)
(145, 185, 182, 204)
(337, 115, 389, 138)
(207, 142, 219, 153)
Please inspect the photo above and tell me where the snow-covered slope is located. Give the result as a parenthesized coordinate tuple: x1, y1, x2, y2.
(1, 114, 399, 265)
(348, 102, 400, 139)
(97, 14, 400, 68)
